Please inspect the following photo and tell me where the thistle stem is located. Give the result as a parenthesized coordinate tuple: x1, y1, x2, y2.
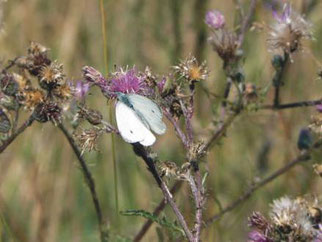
(205, 138, 322, 226)
(58, 124, 108, 242)
(132, 144, 194, 242)
(0, 116, 34, 154)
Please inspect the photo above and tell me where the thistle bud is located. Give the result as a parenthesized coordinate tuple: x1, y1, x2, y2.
(205, 10, 225, 30)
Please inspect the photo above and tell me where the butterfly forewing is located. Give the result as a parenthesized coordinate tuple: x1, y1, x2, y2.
(115, 101, 156, 146)
(127, 94, 166, 135)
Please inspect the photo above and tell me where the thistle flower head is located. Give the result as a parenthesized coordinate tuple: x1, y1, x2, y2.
(316, 105, 322, 113)
(205, 10, 225, 30)
(33, 101, 62, 125)
(268, 3, 313, 54)
(269, 196, 299, 225)
(22, 89, 45, 110)
(173, 55, 208, 83)
(248, 212, 271, 233)
(25, 42, 51, 76)
(157, 77, 166, 93)
(52, 83, 73, 100)
(309, 105, 322, 136)
(39, 61, 65, 90)
(82, 66, 108, 93)
(28, 41, 49, 58)
(248, 196, 322, 241)
(247, 230, 271, 242)
(208, 29, 239, 63)
(108, 67, 147, 95)
(74, 127, 103, 155)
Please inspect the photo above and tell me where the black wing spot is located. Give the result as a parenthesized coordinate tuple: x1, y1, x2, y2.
(151, 110, 155, 113)
(130, 130, 133, 134)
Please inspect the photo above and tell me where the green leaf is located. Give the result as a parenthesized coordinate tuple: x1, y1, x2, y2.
(120, 209, 184, 236)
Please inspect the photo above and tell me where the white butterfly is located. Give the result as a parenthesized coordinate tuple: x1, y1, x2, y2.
(115, 93, 166, 146)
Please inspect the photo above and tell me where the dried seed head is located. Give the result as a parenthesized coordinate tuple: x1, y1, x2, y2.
(74, 128, 103, 155)
(173, 55, 208, 83)
(52, 83, 72, 99)
(313, 164, 322, 178)
(159, 161, 179, 178)
(208, 29, 239, 63)
(28, 41, 48, 57)
(13, 73, 32, 91)
(267, 3, 313, 54)
(33, 101, 62, 125)
(141, 66, 158, 89)
(308, 110, 322, 135)
(22, 89, 45, 110)
(39, 61, 65, 90)
(248, 212, 272, 233)
(26, 42, 51, 76)
(188, 142, 206, 161)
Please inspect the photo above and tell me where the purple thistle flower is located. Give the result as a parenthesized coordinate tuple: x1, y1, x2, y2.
(267, 2, 313, 54)
(74, 81, 90, 99)
(109, 67, 147, 95)
(205, 10, 225, 30)
(157, 77, 166, 93)
(313, 224, 322, 242)
(272, 3, 291, 24)
(83, 66, 153, 99)
(316, 104, 322, 113)
(82, 66, 109, 93)
(248, 230, 271, 242)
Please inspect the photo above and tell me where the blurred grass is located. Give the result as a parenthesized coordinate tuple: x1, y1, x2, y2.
(0, 0, 322, 241)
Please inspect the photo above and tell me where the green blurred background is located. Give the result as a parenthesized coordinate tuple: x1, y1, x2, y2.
(0, 0, 322, 241)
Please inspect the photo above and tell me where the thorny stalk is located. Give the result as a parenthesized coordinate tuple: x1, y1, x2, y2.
(191, 168, 204, 242)
(205, 138, 322, 226)
(237, 0, 257, 47)
(221, 0, 257, 108)
(0, 115, 35, 154)
(134, 71, 241, 242)
(132, 143, 194, 242)
(163, 108, 189, 148)
(58, 124, 108, 242)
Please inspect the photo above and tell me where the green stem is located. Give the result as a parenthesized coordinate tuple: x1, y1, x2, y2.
(98, 0, 119, 215)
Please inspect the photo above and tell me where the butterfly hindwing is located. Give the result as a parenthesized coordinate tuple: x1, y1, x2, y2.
(126, 94, 166, 135)
(115, 101, 156, 146)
